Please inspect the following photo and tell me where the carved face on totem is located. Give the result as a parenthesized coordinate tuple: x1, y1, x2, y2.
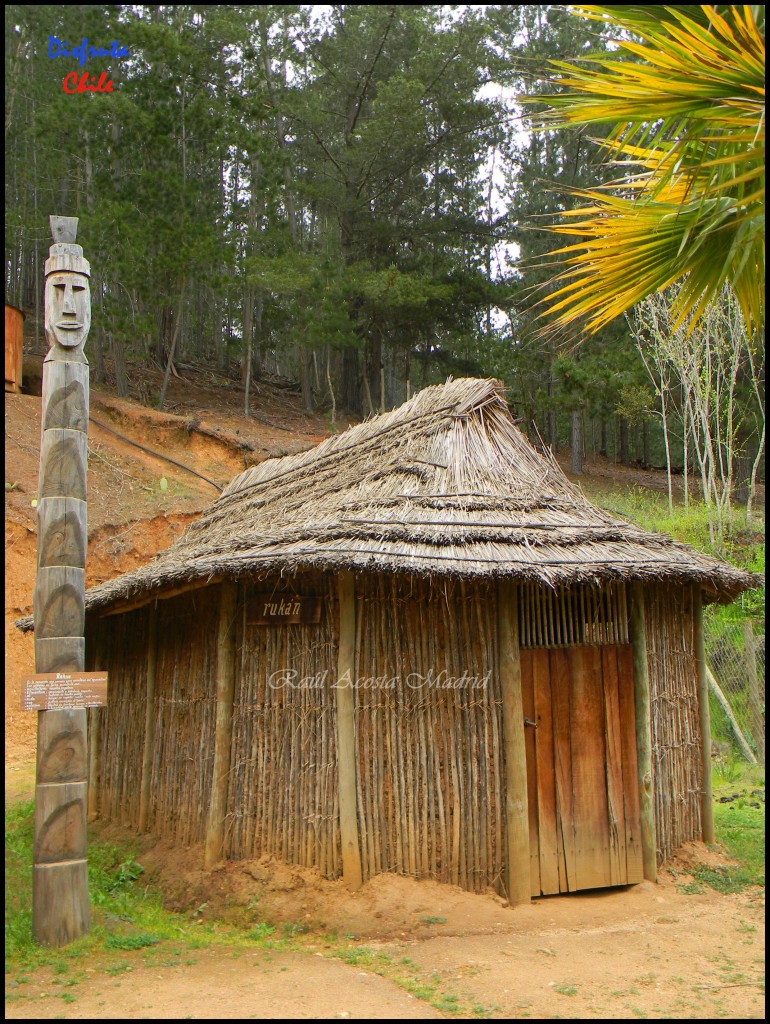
(44, 272, 91, 350)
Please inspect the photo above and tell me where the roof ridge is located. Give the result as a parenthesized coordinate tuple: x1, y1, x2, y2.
(217, 377, 505, 502)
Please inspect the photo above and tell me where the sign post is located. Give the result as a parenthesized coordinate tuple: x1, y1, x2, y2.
(31, 216, 92, 945)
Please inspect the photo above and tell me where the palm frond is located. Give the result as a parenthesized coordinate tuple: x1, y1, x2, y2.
(522, 4, 765, 335)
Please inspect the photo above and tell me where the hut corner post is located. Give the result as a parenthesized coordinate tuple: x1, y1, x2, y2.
(693, 587, 715, 845)
(205, 581, 239, 868)
(32, 216, 92, 946)
(336, 571, 363, 890)
(497, 579, 531, 907)
(629, 582, 657, 882)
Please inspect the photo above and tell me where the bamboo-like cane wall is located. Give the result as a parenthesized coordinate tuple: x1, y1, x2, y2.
(87, 608, 148, 825)
(87, 588, 220, 844)
(86, 573, 705, 889)
(225, 574, 340, 874)
(355, 576, 505, 894)
(145, 591, 220, 845)
(518, 582, 629, 648)
(643, 583, 702, 863)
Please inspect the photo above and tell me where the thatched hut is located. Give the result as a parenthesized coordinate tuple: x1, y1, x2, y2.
(21, 377, 755, 903)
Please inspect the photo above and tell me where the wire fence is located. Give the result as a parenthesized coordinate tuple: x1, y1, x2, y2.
(704, 612, 765, 765)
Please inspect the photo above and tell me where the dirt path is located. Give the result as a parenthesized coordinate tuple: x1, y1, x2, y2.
(4, 855, 765, 1019)
(5, 945, 443, 1020)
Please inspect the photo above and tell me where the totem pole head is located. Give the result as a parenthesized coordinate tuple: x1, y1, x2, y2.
(44, 216, 91, 352)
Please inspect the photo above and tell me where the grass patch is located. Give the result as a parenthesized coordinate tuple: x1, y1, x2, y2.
(104, 933, 161, 951)
(553, 983, 578, 996)
(326, 943, 497, 1016)
(697, 766, 765, 893)
(587, 487, 764, 566)
(4, 800, 282, 976)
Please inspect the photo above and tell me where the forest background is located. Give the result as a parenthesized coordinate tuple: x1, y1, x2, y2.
(4, 5, 764, 535)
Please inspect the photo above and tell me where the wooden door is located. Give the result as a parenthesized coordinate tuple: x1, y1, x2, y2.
(521, 645, 643, 895)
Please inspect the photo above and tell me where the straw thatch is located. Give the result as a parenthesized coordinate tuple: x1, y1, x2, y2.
(18, 377, 755, 629)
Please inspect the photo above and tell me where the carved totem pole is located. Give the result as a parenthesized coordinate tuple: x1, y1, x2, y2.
(32, 216, 91, 945)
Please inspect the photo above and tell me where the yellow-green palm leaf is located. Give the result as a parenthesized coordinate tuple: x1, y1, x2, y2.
(527, 5, 765, 334)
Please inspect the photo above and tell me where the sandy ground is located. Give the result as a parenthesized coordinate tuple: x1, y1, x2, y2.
(5, 369, 765, 1019)
(4, 838, 766, 1020)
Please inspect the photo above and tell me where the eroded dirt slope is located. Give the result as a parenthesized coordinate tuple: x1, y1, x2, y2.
(5, 365, 335, 762)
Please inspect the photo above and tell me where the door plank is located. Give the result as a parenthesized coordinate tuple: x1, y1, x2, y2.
(618, 644, 644, 882)
(520, 651, 541, 896)
(602, 646, 626, 885)
(534, 651, 559, 894)
(550, 648, 575, 892)
(569, 646, 611, 890)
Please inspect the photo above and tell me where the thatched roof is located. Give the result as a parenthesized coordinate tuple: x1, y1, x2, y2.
(18, 377, 757, 629)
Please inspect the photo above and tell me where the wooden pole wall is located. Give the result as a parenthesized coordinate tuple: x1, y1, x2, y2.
(693, 587, 715, 844)
(497, 579, 531, 906)
(629, 582, 657, 881)
(205, 581, 238, 868)
(138, 607, 158, 832)
(336, 571, 363, 889)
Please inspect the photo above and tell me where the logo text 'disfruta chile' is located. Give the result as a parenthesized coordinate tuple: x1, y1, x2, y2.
(48, 36, 130, 94)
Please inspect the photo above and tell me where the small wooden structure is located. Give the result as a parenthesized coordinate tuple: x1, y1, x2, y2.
(19, 378, 756, 902)
(5, 303, 25, 393)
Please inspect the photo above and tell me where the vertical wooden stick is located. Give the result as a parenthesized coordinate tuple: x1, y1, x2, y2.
(497, 579, 531, 906)
(693, 587, 715, 844)
(138, 608, 158, 832)
(336, 571, 363, 890)
(205, 581, 239, 868)
(629, 581, 657, 880)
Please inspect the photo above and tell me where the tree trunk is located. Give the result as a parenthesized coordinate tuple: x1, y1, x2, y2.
(571, 409, 583, 475)
(733, 452, 752, 505)
(241, 286, 253, 389)
(642, 420, 650, 467)
(158, 279, 186, 410)
(421, 340, 431, 386)
(367, 335, 382, 413)
(342, 346, 361, 415)
(300, 346, 314, 413)
(110, 332, 129, 398)
(360, 348, 375, 416)
(618, 416, 629, 465)
(252, 293, 263, 378)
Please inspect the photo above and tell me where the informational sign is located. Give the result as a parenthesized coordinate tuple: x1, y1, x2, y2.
(248, 594, 322, 625)
(21, 671, 108, 711)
